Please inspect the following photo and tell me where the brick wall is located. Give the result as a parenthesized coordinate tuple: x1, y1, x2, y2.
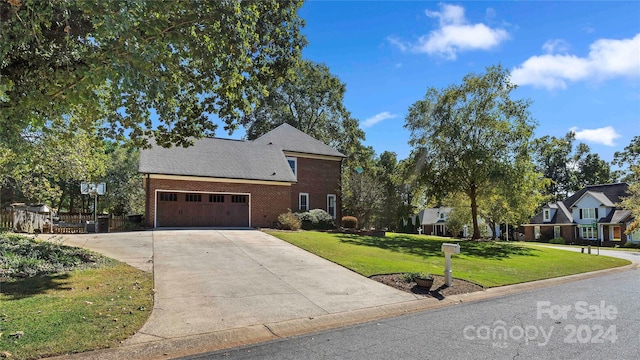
(290, 157, 342, 220)
(145, 178, 291, 228)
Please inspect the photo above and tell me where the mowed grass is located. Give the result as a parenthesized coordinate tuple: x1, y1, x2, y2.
(267, 231, 631, 288)
(0, 235, 153, 360)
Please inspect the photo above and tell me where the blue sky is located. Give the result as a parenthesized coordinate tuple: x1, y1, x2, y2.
(223, 1, 640, 163)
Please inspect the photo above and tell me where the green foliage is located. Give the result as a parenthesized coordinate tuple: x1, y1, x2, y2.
(405, 65, 536, 239)
(620, 166, 640, 234)
(1, 0, 305, 148)
(341, 216, 358, 229)
(549, 237, 566, 245)
(295, 209, 336, 230)
(623, 241, 640, 249)
(1, 122, 108, 208)
(401, 271, 433, 283)
(241, 60, 365, 154)
(99, 144, 144, 215)
(533, 132, 614, 201)
(277, 211, 301, 231)
(0, 233, 111, 279)
(445, 207, 469, 238)
(613, 136, 640, 182)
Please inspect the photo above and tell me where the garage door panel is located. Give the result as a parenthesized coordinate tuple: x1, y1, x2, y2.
(157, 192, 249, 227)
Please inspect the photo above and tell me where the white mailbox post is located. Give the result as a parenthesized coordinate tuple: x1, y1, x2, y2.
(441, 243, 460, 287)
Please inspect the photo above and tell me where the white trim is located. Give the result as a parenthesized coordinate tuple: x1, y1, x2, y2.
(154, 189, 251, 228)
(543, 209, 551, 222)
(282, 151, 343, 161)
(148, 173, 292, 186)
(299, 192, 309, 211)
(286, 156, 297, 177)
(327, 194, 337, 219)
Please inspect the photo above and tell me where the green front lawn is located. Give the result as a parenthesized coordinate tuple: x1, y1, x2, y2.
(267, 231, 630, 288)
(0, 234, 153, 360)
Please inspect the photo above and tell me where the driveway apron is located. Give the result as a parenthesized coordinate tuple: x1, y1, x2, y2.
(77, 230, 417, 344)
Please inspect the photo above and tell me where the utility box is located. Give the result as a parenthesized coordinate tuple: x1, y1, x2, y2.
(441, 243, 460, 254)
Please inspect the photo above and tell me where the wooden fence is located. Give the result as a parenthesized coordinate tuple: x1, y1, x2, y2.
(0, 209, 13, 230)
(0, 211, 138, 233)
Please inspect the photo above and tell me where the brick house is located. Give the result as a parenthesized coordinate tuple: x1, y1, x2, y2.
(523, 183, 637, 246)
(139, 124, 344, 228)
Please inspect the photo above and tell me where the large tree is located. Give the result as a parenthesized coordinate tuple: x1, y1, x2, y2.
(240, 60, 365, 155)
(614, 136, 640, 234)
(1, 0, 305, 148)
(613, 136, 640, 183)
(405, 65, 536, 239)
(533, 132, 614, 200)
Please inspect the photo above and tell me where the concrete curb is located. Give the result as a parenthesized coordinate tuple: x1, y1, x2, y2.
(46, 262, 637, 360)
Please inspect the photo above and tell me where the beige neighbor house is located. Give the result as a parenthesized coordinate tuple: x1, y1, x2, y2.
(523, 183, 638, 246)
(139, 124, 345, 229)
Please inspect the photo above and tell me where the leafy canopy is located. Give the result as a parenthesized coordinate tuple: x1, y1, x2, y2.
(1, 0, 305, 148)
(405, 65, 537, 239)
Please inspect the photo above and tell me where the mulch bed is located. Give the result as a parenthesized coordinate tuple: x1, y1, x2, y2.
(370, 273, 483, 299)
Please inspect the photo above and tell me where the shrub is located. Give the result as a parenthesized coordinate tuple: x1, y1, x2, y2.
(295, 209, 335, 230)
(277, 211, 301, 231)
(401, 272, 433, 283)
(341, 216, 358, 229)
(623, 241, 640, 249)
(549, 237, 565, 245)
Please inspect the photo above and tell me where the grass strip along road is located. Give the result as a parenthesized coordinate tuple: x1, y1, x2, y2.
(267, 231, 630, 288)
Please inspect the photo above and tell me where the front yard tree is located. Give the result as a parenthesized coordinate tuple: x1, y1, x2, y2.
(405, 65, 536, 239)
(1, 0, 305, 149)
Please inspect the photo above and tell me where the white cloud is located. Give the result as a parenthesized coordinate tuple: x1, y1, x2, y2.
(387, 3, 509, 60)
(511, 34, 640, 90)
(361, 112, 398, 128)
(570, 126, 621, 146)
(542, 39, 570, 54)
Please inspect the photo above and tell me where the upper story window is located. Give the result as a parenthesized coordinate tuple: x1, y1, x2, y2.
(286, 157, 297, 176)
(581, 208, 597, 219)
(543, 209, 551, 222)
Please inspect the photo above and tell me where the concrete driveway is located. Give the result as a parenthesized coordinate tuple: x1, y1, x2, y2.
(59, 229, 416, 345)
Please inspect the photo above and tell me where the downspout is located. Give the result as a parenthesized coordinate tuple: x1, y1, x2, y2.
(145, 173, 150, 229)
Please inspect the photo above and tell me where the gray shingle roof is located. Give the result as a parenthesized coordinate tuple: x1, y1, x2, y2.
(139, 137, 297, 182)
(417, 208, 451, 225)
(254, 124, 346, 158)
(528, 183, 630, 225)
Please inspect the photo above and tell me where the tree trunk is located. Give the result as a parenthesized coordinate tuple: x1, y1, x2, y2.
(469, 184, 481, 239)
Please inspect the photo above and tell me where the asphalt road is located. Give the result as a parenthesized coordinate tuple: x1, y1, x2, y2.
(180, 268, 640, 360)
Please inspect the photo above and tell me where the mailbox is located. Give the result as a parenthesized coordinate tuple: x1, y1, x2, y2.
(441, 243, 460, 254)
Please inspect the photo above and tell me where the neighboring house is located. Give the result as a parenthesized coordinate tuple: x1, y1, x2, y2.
(416, 207, 451, 236)
(139, 124, 344, 228)
(415, 207, 496, 238)
(523, 183, 636, 246)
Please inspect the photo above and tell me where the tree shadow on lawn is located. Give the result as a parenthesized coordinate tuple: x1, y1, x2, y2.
(336, 234, 540, 260)
(1, 273, 72, 300)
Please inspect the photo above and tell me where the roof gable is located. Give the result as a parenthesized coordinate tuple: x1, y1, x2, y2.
(254, 124, 346, 158)
(564, 183, 629, 208)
